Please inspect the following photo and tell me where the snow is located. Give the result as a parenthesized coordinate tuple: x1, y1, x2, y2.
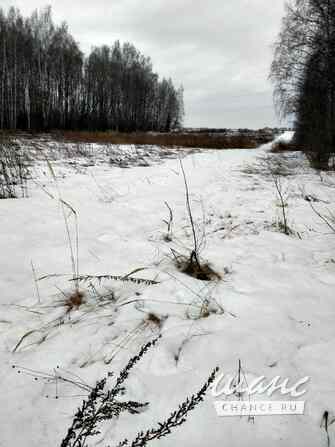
(1, 135, 335, 446)
(274, 130, 295, 143)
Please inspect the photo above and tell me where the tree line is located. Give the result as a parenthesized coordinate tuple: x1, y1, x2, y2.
(0, 6, 184, 131)
(270, 0, 335, 167)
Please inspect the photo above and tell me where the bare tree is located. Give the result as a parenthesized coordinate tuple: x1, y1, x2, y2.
(270, 0, 335, 168)
(0, 6, 184, 132)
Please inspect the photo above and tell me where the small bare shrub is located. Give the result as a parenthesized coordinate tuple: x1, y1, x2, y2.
(260, 155, 295, 236)
(175, 159, 221, 281)
(272, 174, 291, 235)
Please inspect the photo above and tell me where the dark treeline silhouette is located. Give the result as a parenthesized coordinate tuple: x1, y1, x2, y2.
(0, 6, 184, 131)
(270, 0, 335, 168)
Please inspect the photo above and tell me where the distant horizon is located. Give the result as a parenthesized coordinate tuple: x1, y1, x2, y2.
(180, 124, 290, 131)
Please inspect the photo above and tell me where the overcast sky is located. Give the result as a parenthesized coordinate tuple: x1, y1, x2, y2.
(2, 0, 286, 128)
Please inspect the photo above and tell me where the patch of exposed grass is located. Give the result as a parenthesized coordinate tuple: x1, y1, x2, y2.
(52, 130, 273, 149)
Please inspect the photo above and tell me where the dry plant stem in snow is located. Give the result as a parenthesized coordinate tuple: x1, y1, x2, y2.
(116, 367, 218, 447)
(163, 201, 174, 242)
(309, 201, 335, 234)
(61, 337, 218, 447)
(73, 269, 160, 287)
(31, 260, 41, 304)
(273, 174, 290, 235)
(320, 411, 335, 447)
(45, 158, 80, 293)
(177, 159, 220, 281)
(263, 155, 292, 236)
(61, 338, 157, 447)
(179, 158, 200, 268)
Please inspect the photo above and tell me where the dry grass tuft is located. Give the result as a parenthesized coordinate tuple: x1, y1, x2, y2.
(177, 255, 221, 282)
(64, 290, 86, 312)
(145, 312, 165, 329)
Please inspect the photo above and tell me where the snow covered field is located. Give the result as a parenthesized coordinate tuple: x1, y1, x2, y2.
(1, 133, 335, 446)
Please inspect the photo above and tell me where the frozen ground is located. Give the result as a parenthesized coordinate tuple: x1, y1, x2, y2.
(0, 133, 335, 446)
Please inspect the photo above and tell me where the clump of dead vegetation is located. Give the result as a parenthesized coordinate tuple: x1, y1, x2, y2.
(178, 256, 221, 281)
(12, 267, 161, 354)
(63, 290, 86, 313)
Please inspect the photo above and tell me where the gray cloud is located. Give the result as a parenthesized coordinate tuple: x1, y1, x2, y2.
(2, 0, 286, 128)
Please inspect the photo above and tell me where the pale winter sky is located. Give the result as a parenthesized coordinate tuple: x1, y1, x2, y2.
(2, 0, 287, 128)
